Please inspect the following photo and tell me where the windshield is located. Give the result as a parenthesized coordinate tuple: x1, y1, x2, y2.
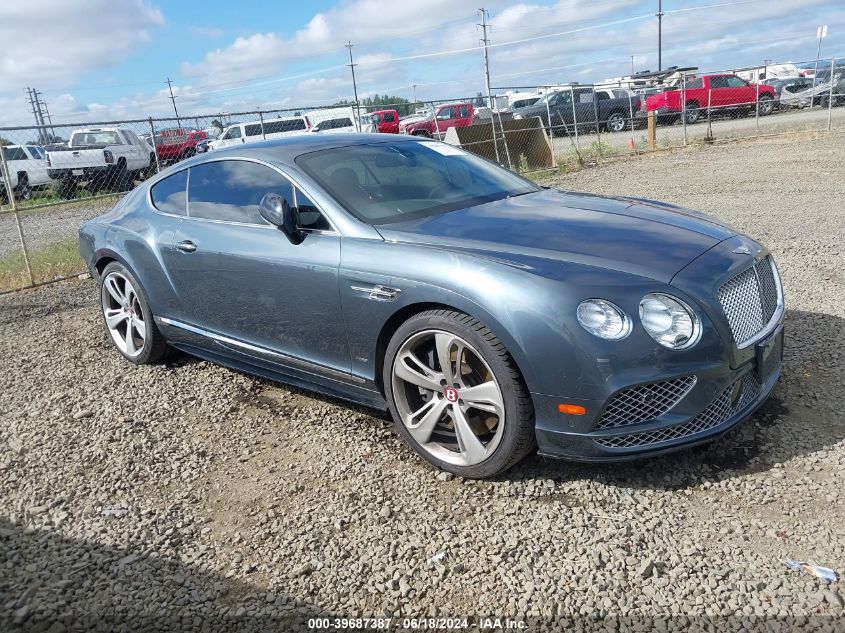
(296, 141, 539, 225)
(70, 131, 121, 146)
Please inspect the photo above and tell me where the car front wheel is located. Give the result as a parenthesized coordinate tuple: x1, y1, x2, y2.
(99, 262, 169, 364)
(384, 310, 535, 478)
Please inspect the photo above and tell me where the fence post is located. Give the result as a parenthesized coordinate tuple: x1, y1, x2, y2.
(0, 147, 34, 287)
(545, 90, 553, 144)
(828, 57, 836, 131)
(495, 107, 512, 170)
(488, 106, 501, 164)
(148, 118, 161, 173)
(570, 86, 580, 152)
(706, 88, 713, 140)
(755, 76, 760, 134)
(430, 102, 439, 140)
(681, 72, 688, 146)
(627, 90, 636, 152)
(258, 110, 266, 140)
(591, 85, 602, 158)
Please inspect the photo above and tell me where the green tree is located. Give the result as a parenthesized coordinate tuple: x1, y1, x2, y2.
(475, 92, 485, 107)
(0, 137, 11, 147)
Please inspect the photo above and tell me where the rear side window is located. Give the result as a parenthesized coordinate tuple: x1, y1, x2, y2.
(459, 106, 469, 118)
(188, 160, 290, 225)
(264, 119, 306, 134)
(150, 170, 188, 215)
(3, 147, 28, 161)
(384, 112, 395, 122)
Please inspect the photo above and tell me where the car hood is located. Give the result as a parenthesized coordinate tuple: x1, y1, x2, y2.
(512, 103, 548, 118)
(375, 189, 736, 283)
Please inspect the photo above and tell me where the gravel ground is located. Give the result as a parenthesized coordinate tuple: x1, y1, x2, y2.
(1, 133, 844, 632)
(0, 198, 118, 259)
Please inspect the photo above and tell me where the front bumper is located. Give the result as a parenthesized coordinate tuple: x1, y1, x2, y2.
(532, 236, 784, 462)
(532, 346, 781, 461)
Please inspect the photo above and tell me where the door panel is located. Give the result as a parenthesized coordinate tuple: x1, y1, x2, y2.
(170, 158, 348, 373)
(171, 222, 347, 371)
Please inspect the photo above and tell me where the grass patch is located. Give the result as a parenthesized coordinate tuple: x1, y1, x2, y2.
(0, 238, 85, 292)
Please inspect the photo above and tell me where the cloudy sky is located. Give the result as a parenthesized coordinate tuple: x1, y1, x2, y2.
(1, 0, 843, 127)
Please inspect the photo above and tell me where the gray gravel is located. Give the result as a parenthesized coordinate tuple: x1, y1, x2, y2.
(1, 133, 844, 632)
(0, 198, 118, 258)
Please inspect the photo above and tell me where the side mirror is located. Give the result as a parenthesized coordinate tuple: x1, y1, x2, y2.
(259, 193, 303, 244)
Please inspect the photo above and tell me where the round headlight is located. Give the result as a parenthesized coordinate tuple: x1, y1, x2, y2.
(639, 293, 701, 349)
(577, 299, 631, 340)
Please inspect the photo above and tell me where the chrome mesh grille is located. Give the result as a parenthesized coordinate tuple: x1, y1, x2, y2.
(596, 372, 761, 450)
(718, 256, 780, 346)
(596, 376, 697, 430)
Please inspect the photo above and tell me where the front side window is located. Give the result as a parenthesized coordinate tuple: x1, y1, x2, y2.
(150, 169, 188, 215)
(437, 107, 455, 120)
(709, 76, 729, 89)
(384, 112, 396, 122)
(296, 141, 539, 225)
(223, 127, 242, 140)
(685, 78, 704, 89)
(459, 106, 469, 118)
(188, 160, 295, 225)
(726, 76, 747, 88)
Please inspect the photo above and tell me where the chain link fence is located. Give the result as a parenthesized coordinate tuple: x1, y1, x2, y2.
(2, 56, 844, 293)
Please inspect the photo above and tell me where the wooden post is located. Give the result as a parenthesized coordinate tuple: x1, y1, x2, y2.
(647, 111, 657, 149)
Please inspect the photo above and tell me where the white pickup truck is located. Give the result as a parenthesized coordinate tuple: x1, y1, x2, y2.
(1, 145, 51, 201)
(46, 128, 155, 197)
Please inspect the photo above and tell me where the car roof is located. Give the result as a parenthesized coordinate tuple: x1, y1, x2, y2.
(197, 133, 423, 165)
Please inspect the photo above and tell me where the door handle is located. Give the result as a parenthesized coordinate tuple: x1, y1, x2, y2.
(176, 240, 197, 253)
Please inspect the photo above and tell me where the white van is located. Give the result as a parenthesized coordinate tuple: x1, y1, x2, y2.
(208, 116, 310, 150)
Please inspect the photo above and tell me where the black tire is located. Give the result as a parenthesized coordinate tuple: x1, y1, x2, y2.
(412, 130, 432, 138)
(99, 261, 169, 365)
(605, 112, 626, 133)
(383, 309, 535, 478)
(684, 102, 700, 124)
(16, 174, 32, 201)
(56, 179, 77, 200)
(114, 161, 132, 192)
(758, 94, 774, 116)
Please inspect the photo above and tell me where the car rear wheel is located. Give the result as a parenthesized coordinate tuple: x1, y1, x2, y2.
(758, 94, 774, 116)
(606, 112, 626, 133)
(384, 310, 535, 478)
(99, 262, 169, 364)
(684, 103, 700, 124)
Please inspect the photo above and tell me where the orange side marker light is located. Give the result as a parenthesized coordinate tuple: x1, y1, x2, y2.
(558, 403, 586, 415)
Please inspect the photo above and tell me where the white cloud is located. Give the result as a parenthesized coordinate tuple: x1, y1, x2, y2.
(0, 0, 163, 95)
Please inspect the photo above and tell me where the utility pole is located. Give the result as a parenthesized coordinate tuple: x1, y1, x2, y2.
(478, 8, 494, 111)
(412, 84, 417, 108)
(657, 0, 664, 71)
(40, 99, 56, 141)
(26, 88, 48, 144)
(345, 41, 361, 131)
(165, 78, 181, 126)
(631, 55, 635, 75)
(811, 25, 828, 101)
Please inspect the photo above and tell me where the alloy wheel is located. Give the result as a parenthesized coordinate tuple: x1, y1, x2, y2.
(391, 329, 505, 467)
(607, 113, 626, 132)
(101, 271, 146, 358)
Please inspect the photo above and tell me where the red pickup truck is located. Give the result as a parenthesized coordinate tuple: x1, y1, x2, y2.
(646, 74, 776, 124)
(155, 128, 208, 162)
(399, 102, 474, 137)
(369, 109, 400, 134)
